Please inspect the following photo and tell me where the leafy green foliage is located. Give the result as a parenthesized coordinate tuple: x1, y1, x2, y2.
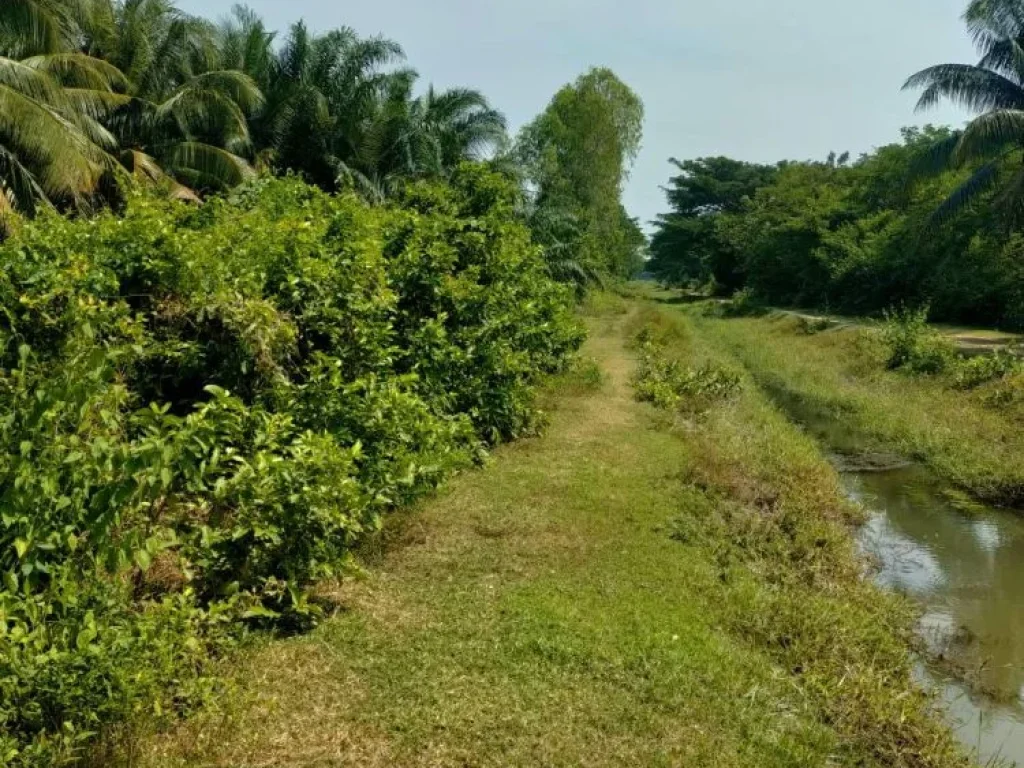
(515, 68, 647, 285)
(657, 126, 1024, 329)
(649, 157, 777, 292)
(632, 327, 741, 412)
(650, 2, 1024, 328)
(880, 306, 958, 374)
(953, 348, 1023, 389)
(0, 166, 582, 764)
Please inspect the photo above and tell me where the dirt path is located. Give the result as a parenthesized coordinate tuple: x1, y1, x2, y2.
(141, 308, 729, 767)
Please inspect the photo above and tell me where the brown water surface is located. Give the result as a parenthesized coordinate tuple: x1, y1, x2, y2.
(777, 391, 1024, 766)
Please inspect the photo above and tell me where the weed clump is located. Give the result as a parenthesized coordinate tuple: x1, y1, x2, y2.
(953, 349, 1023, 390)
(881, 306, 957, 374)
(632, 326, 740, 413)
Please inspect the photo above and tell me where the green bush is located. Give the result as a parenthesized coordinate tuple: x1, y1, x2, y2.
(0, 166, 583, 764)
(952, 349, 1023, 390)
(633, 337, 741, 412)
(880, 306, 957, 375)
(717, 288, 768, 318)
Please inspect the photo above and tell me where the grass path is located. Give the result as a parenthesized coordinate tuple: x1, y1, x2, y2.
(135, 301, 969, 768)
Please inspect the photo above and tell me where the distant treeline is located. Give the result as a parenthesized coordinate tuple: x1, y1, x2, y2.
(649, 126, 1024, 329)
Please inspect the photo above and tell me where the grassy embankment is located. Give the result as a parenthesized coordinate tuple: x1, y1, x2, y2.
(129, 296, 968, 767)
(679, 303, 1024, 507)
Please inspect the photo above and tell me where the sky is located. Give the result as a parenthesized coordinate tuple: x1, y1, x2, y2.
(179, 0, 978, 228)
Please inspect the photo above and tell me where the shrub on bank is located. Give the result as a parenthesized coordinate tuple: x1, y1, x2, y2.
(880, 306, 956, 375)
(633, 329, 741, 413)
(0, 166, 583, 765)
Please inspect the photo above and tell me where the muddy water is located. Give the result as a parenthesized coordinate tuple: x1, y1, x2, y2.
(771, 390, 1024, 765)
(849, 467, 1024, 765)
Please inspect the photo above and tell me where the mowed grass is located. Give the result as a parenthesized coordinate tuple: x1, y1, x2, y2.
(684, 307, 1024, 507)
(129, 299, 969, 768)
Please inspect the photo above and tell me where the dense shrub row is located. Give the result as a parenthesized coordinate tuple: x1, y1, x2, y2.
(880, 307, 1024, 388)
(0, 165, 583, 765)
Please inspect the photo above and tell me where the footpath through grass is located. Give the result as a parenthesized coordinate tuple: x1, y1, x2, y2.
(131, 298, 969, 767)
(684, 307, 1024, 507)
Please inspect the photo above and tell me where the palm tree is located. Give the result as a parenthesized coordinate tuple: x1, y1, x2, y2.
(78, 0, 264, 193)
(347, 77, 507, 200)
(904, 0, 1024, 225)
(0, 2, 128, 220)
(256, 21, 405, 191)
(254, 22, 505, 199)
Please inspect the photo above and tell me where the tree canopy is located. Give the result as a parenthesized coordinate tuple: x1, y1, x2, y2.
(516, 67, 647, 282)
(649, 157, 777, 291)
(0, 0, 511, 219)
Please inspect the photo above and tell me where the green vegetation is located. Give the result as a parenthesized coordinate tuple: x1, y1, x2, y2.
(903, 0, 1024, 229)
(7, 0, 1023, 764)
(632, 322, 741, 412)
(0, 0, 506, 216)
(128, 300, 967, 768)
(0, 2, 645, 285)
(649, 0, 1024, 330)
(516, 68, 648, 286)
(0, 166, 583, 765)
(649, 127, 1024, 328)
(0, 3, 654, 763)
(880, 307, 959, 375)
(683, 305, 1024, 507)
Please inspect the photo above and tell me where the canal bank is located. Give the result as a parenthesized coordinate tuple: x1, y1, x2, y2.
(683, 304, 1024, 766)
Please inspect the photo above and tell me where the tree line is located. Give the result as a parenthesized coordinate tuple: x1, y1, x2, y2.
(0, 0, 645, 282)
(649, 0, 1024, 330)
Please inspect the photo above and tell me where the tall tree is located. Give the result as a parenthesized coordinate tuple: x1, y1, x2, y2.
(649, 157, 777, 290)
(78, 0, 264, 192)
(517, 67, 645, 282)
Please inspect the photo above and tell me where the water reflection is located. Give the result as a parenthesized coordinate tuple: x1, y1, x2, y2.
(847, 465, 1024, 766)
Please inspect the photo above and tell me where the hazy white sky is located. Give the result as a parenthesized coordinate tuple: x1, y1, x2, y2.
(179, 0, 977, 227)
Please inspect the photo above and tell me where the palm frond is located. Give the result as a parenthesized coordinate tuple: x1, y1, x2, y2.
(0, 55, 62, 103)
(156, 82, 250, 145)
(976, 36, 1024, 80)
(0, 142, 50, 214)
(21, 52, 128, 91)
(964, 0, 1024, 53)
(167, 140, 254, 189)
(0, 0, 63, 55)
(930, 157, 1005, 226)
(62, 87, 132, 119)
(120, 147, 166, 183)
(954, 109, 1024, 164)
(905, 131, 963, 180)
(992, 156, 1024, 227)
(0, 83, 110, 200)
(904, 64, 1024, 112)
(186, 69, 264, 113)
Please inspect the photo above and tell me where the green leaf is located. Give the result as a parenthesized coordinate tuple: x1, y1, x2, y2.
(133, 548, 152, 572)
